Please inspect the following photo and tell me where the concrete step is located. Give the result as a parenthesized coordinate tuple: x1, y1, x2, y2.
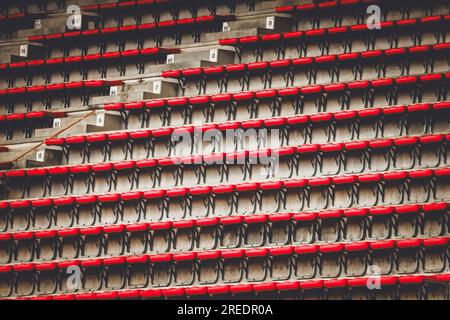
(202, 26, 278, 43)
(35, 123, 86, 139)
(25, 147, 63, 168)
(86, 113, 122, 133)
(34, 113, 90, 137)
(122, 80, 180, 100)
(34, 111, 121, 137)
(169, 47, 235, 65)
(256, 0, 286, 11)
(0, 135, 41, 146)
(0, 142, 41, 168)
(0, 150, 27, 163)
(120, 48, 237, 78)
(0, 42, 45, 63)
(18, 12, 99, 39)
(38, 113, 121, 136)
(91, 95, 127, 106)
(226, 15, 290, 32)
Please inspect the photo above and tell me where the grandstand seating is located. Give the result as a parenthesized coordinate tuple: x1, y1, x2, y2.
(0, 0, 448, 300)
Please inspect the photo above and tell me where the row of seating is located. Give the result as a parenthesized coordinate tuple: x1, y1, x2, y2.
(0, 10, 44, 27)
(0, 110, 65, 124)
(103, 93, 450, 126)
(0, 110, 65, 140)
(0, 237, 449, 276)
(1, 167, 447, 230)
(81, 0, 260, 20)
(0, 0, 65, 12)
(0, 0, 55, 14)
(7, 132, 446, 198)
(104, 72, 450, 130)
(66, 101, 450, 141)
(0, 47, 180, 83)
(0, 201, 447, 263)
(28, 15, 234, 44)
(0, 11, 45, 39)
(5, 166, 447, 204)
(276, 0, 387, 13)
(275, 0, 447, 18)
(0, 79, 123, 112)
(1, 236, 448, 275)
(0, 0, 261, 21)
(106, 91, 447, 123)
(6, 273, 449, 300)
(0, 238, 447, 297)
(0, 168, 448, 231)
(55, 101, 450, 166)
(219, 14, 450, 61)
(2, 66, 447, 115)
(162, 42, 450, 93)
(0, 12, 27, 23)
(80, 0, 257, 11)
(275, 0, 446, 37)
(0, 79, 122, 98)
(80, 0, 196, 12)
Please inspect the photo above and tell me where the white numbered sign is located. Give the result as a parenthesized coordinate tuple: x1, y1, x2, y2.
(209, 49, 218, 62)
(96, 113, 105, 127)
(266, 16, 275, 30)
(20, 45, 28, 57)
(36, 150, 45, 162)
(222, 22, 230, 32)
(73, 15, 82, 29)
(34, 19, 42, 30)
(53, 118, 61, 128)
(166, 54, 175, 65)
(153, 81, 162, 94)
(110, 86, 118, 96)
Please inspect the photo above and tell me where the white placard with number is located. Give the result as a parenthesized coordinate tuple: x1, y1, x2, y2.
(73, 15, 82, 29)
(209, 49, 218, 62)
(153, 81, 162, 95)
(222, 22, 230, 32)
(36, 150, 45, 162)
(96, 113, 105, 127)
(110, 86, 118, 96)
(34, 19, 42, 30)
(166, 54, 175, 65)
(266, 16, 275, 30)
(20, 45, 28, 57)
(53, 118, 61, 128)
